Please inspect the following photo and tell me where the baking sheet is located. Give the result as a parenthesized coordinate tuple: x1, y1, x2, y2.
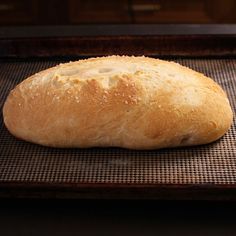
(0, 58, 235, 194)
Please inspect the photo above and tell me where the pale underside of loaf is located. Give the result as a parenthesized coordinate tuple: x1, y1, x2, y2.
(3, 56, 233, 149)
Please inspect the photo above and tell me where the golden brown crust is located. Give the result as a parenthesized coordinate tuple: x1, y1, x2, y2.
(3, 56, 233, 149)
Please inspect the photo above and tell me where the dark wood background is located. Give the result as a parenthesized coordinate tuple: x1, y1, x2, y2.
(0, 0, 236, 25)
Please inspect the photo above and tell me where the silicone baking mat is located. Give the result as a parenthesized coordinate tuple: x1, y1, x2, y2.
(0, 58, 235, 193)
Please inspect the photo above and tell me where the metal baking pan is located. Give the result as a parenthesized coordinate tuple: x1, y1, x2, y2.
(0, 26, 235, 200)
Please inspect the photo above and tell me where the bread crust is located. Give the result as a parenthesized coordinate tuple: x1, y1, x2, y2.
(3, 56, 233, 149)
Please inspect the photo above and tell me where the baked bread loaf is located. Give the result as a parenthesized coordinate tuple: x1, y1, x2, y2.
(3, 56, 233, 149)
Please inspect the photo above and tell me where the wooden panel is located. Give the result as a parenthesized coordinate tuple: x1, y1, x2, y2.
(206, 0, 236, 23)
(69, 0, 130, 23)
(36, 0, 68, 25)
(132, 0, 212, 23)
(0, 0, 38, 25)
(0, 0, 235, 25)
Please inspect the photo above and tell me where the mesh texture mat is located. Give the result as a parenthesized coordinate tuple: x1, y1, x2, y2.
(0, 58, 235, 185)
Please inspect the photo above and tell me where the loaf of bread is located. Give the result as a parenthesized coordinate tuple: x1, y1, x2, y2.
(3, 56, 233, 149)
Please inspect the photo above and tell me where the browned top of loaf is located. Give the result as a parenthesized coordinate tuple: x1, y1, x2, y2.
(3, 56, 233, 149)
